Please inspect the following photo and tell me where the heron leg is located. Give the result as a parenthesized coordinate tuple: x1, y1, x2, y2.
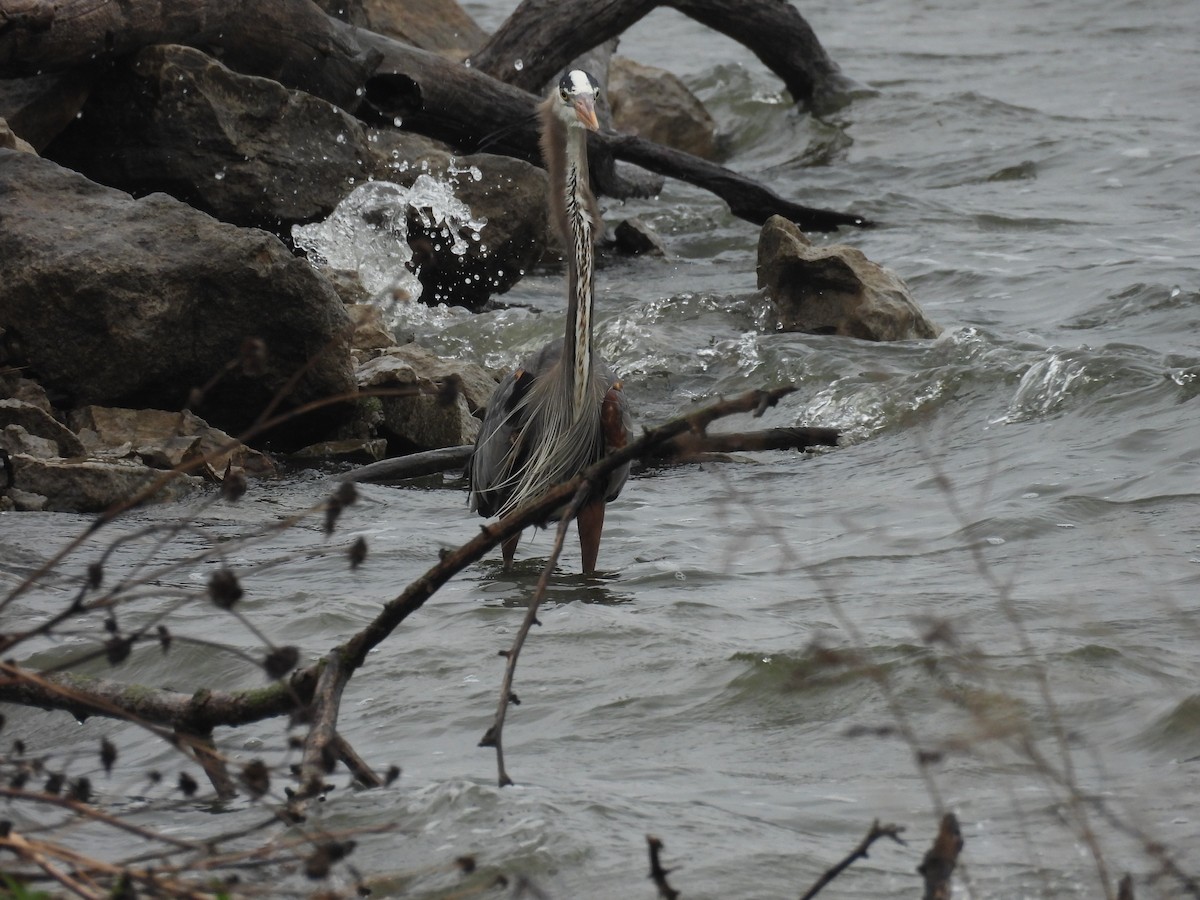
(577, 500, 606, 575)
(501, 531, 520, 569)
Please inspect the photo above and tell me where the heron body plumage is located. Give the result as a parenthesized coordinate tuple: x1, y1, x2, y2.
(468, 70, 631, 573)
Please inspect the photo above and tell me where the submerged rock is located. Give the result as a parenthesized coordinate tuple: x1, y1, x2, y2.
(0, 149, 355, 445)
(756, 215, 941, 341)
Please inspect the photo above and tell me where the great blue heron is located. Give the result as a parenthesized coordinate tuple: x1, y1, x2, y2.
(468, 69, 631, 574)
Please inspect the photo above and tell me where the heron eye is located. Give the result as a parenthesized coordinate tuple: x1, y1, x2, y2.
(560, 89, 570, 101)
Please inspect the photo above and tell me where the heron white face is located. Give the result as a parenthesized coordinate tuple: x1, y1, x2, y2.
(556, 69, 600, 132)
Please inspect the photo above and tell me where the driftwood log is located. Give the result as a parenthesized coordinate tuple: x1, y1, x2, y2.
(470, 0, 860, 114)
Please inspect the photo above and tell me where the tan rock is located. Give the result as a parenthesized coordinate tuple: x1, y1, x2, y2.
(69, 407, 274, 475)
(756, 215, 941, 341)
(8, 454, 202, 513)
(609, 57, 718, 160)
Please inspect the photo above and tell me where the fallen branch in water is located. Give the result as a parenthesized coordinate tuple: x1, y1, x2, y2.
(347, 424, 839, 484)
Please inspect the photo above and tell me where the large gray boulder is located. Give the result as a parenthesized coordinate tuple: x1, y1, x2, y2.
(0, 149, 355, 445)
(756, 215, 941, 341)
(45, 44, 375, 232)
(45, 44, 548, 312)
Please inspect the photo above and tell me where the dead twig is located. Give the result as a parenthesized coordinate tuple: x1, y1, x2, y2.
(647, 834, 680, 899)
(479, 482, 590, 786)
(798, 818, 906, 900)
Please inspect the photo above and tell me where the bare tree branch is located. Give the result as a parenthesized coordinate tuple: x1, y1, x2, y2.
(479, 482, 591, 786)
(798, 818, 906, 900)
(470, 0, 858, 113)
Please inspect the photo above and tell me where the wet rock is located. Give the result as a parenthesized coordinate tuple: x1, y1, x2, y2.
(42, 43, 547, 312)
(613, 217, 668, 256)
(69, 407, 274, 476)
(346, 304, 398, 352)
(360, 344, 499, 415)
(756, 215, 941, 341)
(0, 71, 92, 151)
(0, 116, 35, 154)
(367, 132, 549, 311)
(7, 455, 202, 513)
(0, 399, 86, 457)
(45, 44, 374, 232)
(318, 0, 486, 60)
(0, 149, 355, 445)
(5, 487, 46, 512)
(609, 57, 718, 160)
(289, 437, 390, 464)
(1, 425, 60, 459)
(356, 345, 496, 450)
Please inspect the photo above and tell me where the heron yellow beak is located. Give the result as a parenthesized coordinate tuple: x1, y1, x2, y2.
(573, 95, 599, 131)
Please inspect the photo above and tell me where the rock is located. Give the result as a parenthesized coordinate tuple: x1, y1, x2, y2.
(0, 71, 92, 151)
(360, 0, 486, 60)
(1, 425, 60, 459)
(358, 344, 498, 414)
(69, 407, 274, 476)
(367, 131, 550, 311)
(346, 304, 398, 351)
(0, 116, 35, 154)
(42, 44, 547, 312)
(0, 149, 355, 446)
(0, 399, 86, 457)
(613, 217, 667, 256)
(380, 392, 479, 450)
(756, 215, 941, 341)
(6, 487, 46, 512)
(289, 437, 390, 464)
(609, 57, 718, 160)
(355, 345, 497, 450)
(45, 45, 375, 232)
(8, 455, 202, 513)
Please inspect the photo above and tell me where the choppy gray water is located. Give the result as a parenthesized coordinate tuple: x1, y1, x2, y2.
(5, 0, 1200, 896)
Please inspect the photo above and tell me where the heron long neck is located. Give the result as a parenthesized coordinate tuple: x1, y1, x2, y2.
(561, 125, 596, 419)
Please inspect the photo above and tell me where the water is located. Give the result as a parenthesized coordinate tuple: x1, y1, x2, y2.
(4, 0, 1200, 896)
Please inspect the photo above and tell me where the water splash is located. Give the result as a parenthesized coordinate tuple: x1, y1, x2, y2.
(291, 177, 486, 325)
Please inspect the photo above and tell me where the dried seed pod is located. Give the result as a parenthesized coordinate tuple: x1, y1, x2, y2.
(208, 568, 243, 610)
(178, 772, 198, 797)
(263, 646, 300, 680)
(240, 759, 270, 798)
(100, 738, 117, 775)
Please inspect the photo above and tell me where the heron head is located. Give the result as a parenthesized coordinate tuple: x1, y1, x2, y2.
(555, 69, 601, 132)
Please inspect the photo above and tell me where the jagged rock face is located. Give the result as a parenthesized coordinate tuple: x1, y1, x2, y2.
(756, 215, 942, 342)
(43, 43, 548, 312)
(44, 44, 375, 232)
(0, 149, 355, 445)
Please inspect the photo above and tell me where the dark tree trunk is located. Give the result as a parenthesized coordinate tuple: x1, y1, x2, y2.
(469, 0, 861, 113)
(359, 33, 870, 230)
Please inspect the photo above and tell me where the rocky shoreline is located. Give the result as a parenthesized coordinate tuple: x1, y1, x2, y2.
(0, 0, 936, 515)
